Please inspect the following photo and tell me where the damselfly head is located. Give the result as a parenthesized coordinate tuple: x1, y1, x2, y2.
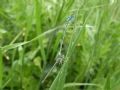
(66, 16, 74, 23)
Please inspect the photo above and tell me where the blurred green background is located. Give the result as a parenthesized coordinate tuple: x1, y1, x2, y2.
(0, 0, 120, 90)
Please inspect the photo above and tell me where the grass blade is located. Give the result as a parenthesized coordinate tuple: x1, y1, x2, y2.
(0, 49, 3, 89)
(49, 22, 82, 90)
(35, 0, 46, 64)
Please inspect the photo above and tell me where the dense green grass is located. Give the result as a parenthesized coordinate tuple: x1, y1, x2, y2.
(0, 0, 120, 90)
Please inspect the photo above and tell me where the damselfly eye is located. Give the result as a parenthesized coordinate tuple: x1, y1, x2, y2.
(67, 16, 74, 22)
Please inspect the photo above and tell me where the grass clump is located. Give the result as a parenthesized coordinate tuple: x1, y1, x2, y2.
(0, 0, 120, 90)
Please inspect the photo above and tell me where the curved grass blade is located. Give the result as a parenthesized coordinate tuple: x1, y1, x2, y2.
(0, 26, 62, 51)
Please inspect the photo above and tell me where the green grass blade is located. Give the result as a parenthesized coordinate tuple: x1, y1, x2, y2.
(49, 23, 82, 90)
(0, 49, 3, 89)
(0, 26, 61, 51)
(64, 83, 102, 89)
(35, 0, 46, 64)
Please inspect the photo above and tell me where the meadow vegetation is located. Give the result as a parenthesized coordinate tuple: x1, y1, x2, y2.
(0, 0, 120, 90)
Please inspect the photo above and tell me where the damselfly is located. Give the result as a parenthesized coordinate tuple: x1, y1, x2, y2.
(42, 16, 74, 83)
